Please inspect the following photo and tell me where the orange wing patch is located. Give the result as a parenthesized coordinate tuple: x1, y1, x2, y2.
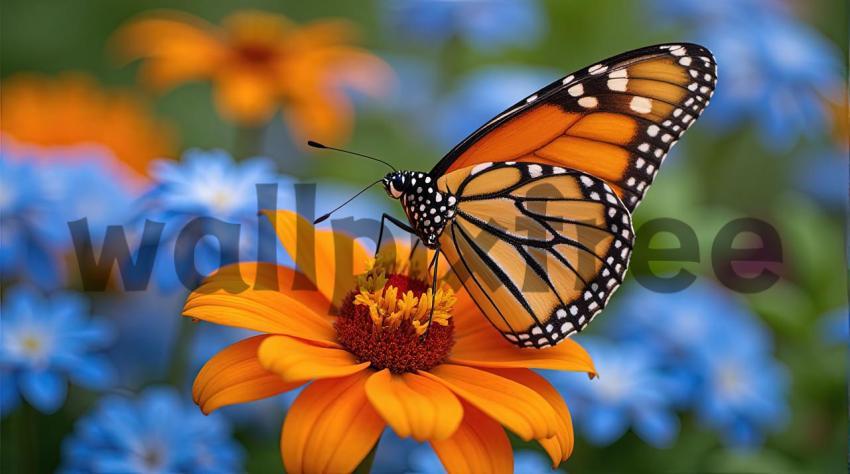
(432, 43, 717, 212)
(568, 112, 638, 145)
(446, 104, 580, 170)
(437, 162, 634, 348)
(535, 137, 631, 183)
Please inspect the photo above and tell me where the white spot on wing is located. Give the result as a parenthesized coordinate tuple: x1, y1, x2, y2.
(647, 125, 660, 137)
(669, 45, 686, 56)
(607, 78, 628, 92)
(578, 96, 598, 108)
(630, 96, 653, 114)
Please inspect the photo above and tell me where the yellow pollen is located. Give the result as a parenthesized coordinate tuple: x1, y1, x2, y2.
(21, 335, 43, 355)
(209, 190, 234, 212)
(354, 285, 456, 336)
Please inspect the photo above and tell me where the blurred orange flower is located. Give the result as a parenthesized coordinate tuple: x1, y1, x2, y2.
(185, 211, 594, 473)
(114, 10, 393, 145)
(0, 73, 174, 179)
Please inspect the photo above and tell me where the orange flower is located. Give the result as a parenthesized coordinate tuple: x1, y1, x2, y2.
(113, 10, 393, 145)
(185, 211, 595, 473)
(0, 73, 174, 179)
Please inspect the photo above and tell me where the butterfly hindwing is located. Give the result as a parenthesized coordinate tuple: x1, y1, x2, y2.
(430, 43, 717, 212)
(436, 162, 633, 348)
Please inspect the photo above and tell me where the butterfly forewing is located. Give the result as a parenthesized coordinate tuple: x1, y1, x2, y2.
(431, 43, 717, 212)
(436, 162, 633, 348)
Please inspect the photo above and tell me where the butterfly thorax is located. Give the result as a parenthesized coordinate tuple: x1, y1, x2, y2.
(382, 170, 457, 249)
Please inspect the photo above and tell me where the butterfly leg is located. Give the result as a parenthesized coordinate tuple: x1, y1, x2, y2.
(376, 213, 417, 258)
(421, 245, 440, 342)
(409, 239, 421, 260)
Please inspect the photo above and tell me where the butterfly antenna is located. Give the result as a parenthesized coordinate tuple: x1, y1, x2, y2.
(314, 178, 384, 224)
(307, 141, 397, 172)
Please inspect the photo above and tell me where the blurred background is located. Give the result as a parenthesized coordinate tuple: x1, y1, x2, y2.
(1, 0, 847, 472)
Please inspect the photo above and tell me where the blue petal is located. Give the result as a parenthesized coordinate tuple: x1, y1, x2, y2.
(68, 355, 116, 390)
(582, 405, 629, 445)
(19, 370, 67, 413)
(633, 408, 680, 448)
(0, 373, 21, 417)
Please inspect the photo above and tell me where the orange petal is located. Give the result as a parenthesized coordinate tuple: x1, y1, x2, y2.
(260, 210, 371, 308)
(451, 290, 596, 374)
(111, 12, 224, 90)
(364, 369, 462, 441)
(422, 364, 557, 441)
(193, 335, 302, 414)
(183, 262, 337, 346)
(282, 371, 385, 473)
(221, 10, 293, 44)
(488, 368, 574, 467)
(431, 402, 512, 474)
(296, 46, 394, 99)
(258, 335, 370, 382)
(284, 88, 352, 147)
(213, 68, 278, 125)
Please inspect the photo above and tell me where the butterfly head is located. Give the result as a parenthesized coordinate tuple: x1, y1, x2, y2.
(382, 171, 408, 199)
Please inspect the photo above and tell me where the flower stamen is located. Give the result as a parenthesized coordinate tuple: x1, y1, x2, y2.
(335, 253, 456, 373)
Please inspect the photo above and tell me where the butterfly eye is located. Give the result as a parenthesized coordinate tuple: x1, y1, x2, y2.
(383, 173, 405, 199)
(392, 174, 405, 190)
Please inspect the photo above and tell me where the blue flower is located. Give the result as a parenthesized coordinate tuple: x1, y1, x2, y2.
(0, 141, 139, 288)
(691, 337, 788, 447)
(138, 149, 295, 290)
(548, 338, 682, 448)
(796, 146, 849, 209)
(44, 149, 139, 244)
(60, 386, 244, 473)
(651, 0, 843, 149)
(608, 284, 771, 366)
(0, 146, 66, 287)
(382, 0, 545, 51)
(0, 286, 115, 415)
(605, 283, 789, 448)
(432, 67, 558, 149)
(650, 0, 787, 25)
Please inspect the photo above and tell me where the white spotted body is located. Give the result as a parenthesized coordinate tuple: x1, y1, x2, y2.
(382, 171, 457, 248)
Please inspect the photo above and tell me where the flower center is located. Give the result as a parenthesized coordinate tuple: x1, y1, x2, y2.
(139, 443, 166, 471)
(335, 272, 455, 373)
(21, 335, 43, 355)
(717, 362, 746, 398)
(236, 42, 277, 65)
(207, 189, 235, 213)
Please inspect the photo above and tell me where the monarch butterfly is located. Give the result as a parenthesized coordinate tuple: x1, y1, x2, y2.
(314, 43, 716, 348)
